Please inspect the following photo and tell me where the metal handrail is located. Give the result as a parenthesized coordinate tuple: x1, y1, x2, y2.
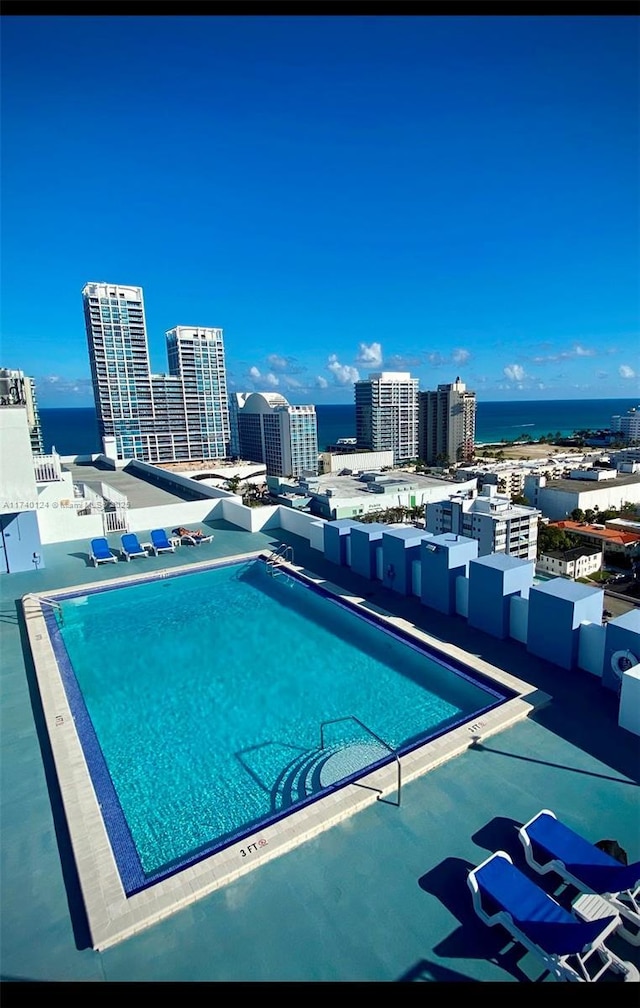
(25, 593, 64, 624)
(319, 715, 401, 806)
(266, 543, 294, 572)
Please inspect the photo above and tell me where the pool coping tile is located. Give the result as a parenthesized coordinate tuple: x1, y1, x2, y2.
(22, 552, 548, 950)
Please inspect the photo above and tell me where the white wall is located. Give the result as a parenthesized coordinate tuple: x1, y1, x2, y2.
(278, 507, 326, 544)
(537, 481, 640, 521)
(411, 558, 421, 596)
(0, 408, 38, 514)
(577, 621, 606, 677)
(320, 450, 394, 473)
(510, 595, 529, 643)
(455, 574, 469, 617)
(619, 664, 640, 735)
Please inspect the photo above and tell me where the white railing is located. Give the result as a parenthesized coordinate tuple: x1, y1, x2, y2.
(103, 507, 128, 534)
(33, 451, 62, 483)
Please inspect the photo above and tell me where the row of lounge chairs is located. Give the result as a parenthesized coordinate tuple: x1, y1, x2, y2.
(468, 808, 639, 982)
(89, 528, 213, 566)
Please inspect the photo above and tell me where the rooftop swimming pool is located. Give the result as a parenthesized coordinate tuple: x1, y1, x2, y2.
(25, 551, 542, 948)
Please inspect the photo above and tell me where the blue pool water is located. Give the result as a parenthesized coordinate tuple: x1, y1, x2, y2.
(47, 558, 512, 893)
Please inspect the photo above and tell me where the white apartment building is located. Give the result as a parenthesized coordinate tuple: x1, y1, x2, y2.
(233, 392, 318, 478)
(537, 545, 602, 580)
(0, 368, 43, 454)
(612, 406, 640, 443)
(418, 377, 476, 465)
(82, 283, 230, 463)
(354, 371, 419, 465)
(425, 483, 540, 560)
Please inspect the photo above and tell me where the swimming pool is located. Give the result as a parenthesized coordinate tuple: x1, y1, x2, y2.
(25, 551, 544, 948)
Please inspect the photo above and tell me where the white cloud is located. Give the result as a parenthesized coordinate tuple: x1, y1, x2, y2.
(573, 344, 595, 357)
(356, 342, 382, 367)
(266, 354, 289, 371)
(619, 364, 636, 379)
(282, 375, 303, 389)
(327, 354, 360, 385)
(452, 348, 470, 364)
(315, 376, 328, 389)
(503, 364, 525, 382)
(264, 372, 279, 387)
(248, 366, 261, 379)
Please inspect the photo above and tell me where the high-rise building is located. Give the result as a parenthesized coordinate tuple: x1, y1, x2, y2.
(354, 371, 419, 465)
(612, 406, 640, 444)
(0, 368, 44, 454)
(234, 392, 318, 477)
(82, 282, 230, 462)
(418, 377, 476, 466)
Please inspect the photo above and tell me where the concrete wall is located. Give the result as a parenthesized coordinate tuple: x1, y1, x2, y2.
(527, 580, 604, 670)
(350, 523, 386, 580)
(0, 407, 38, 516)
(1, 510, 45, 573)
(468, 555, 534, 640)
(578, 621, 606, 677)
(420, 534, 478, 615)
(510, 594, 529, 643)
(618, 664, 640, 735)
(602, 610, 640, 693)
(381, 527, 433, 594)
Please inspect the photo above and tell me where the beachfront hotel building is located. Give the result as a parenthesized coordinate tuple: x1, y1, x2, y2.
(418, 377, 476, 466)
(230, 391, 319, 478)
(354, 371, 419, 465)
(82, 283, 230, 463)
(0, 368, 43, 454)
(612, 405, 640, 443)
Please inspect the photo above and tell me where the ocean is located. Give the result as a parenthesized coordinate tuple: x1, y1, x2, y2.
(39, 398, 639, 457)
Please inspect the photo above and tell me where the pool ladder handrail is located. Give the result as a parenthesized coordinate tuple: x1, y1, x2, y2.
(266, 543, 294, 574)
(24, 593, 64, 624)
(319, 715, 401, 807)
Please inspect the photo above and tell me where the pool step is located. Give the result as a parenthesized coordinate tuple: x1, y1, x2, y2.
(273, 740, 389, 810)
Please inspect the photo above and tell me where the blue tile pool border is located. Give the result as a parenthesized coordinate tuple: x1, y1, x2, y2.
(39, 554, 516, 898)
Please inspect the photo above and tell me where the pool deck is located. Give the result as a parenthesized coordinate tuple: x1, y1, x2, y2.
(1, 520, 639, 982)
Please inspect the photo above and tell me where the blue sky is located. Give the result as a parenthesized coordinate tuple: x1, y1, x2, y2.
(1, 14, 638, 407)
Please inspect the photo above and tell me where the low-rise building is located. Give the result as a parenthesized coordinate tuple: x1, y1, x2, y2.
(267, 470, 477, 521)
(318, 449, 394, 475)
(537, 545, 602, 580)
(549, 520, 640, 564)
(523, 471, 640, 520)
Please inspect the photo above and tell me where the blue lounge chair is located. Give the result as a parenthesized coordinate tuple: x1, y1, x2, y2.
(149, 528, 175, 556)
(89, 537, 117, 567)
(468, 850, 638, 982)
(120, 532, 148, 562)
(519, 809, 640, 946)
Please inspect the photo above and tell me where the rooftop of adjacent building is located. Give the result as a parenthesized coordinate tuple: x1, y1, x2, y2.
(552, 520, 640, 546)
(1, 518, 638, 982)
(537, 472, 640, 493)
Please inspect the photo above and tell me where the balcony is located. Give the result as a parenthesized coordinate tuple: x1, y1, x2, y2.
(33, 450, 63, 483)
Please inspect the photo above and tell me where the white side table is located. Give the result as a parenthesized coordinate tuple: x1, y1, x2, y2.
(573, 893, 639, 981)
(573, 892, 619, 924)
